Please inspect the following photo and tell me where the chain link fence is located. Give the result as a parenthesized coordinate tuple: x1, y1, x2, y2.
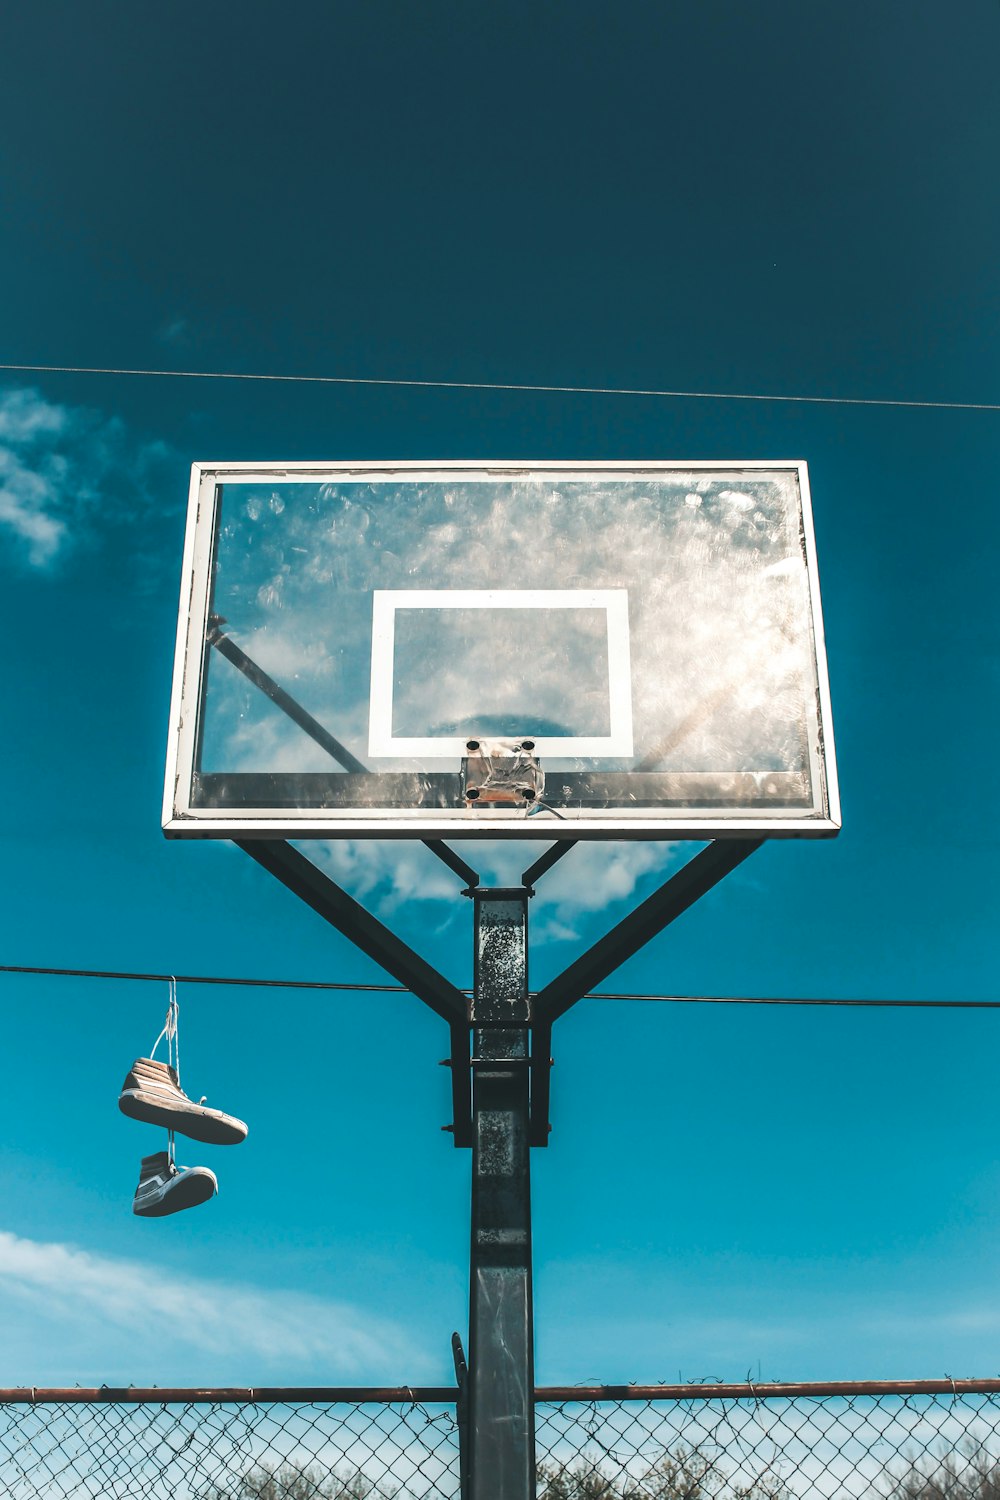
(535, 1383, 1000, 1499)
(0, 1390, 459, 1500)
(3, 1381, 1000, 1498)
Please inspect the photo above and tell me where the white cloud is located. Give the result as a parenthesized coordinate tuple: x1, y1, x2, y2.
(531, 915, 582, 945)
(869, 1304, 1000, 1337)
(536, 840, 682, 919)
(0, 385, 171, 568)
(0, 1229, 417, 1375)
(299, 837, 683, 948)
(305, 839, 462, 912)
(156, 315, 192, 346)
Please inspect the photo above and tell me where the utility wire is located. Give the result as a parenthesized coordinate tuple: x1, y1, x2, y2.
(0, 361, 998, 413)
(0, 964, 411, 994)
(1, 965, 996, 1008)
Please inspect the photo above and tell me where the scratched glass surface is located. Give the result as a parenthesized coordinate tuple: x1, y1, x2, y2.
(195, 473, 826, 813)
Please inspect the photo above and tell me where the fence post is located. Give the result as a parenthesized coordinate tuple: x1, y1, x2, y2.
(467, 888, 534, 1499)
(452, 1332, 470, 1499)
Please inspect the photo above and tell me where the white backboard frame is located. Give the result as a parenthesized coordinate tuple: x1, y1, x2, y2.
(163, 460, 841, 840)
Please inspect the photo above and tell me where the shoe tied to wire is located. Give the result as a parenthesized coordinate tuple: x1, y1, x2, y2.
(132, 1151, 217, 1218)
(118, 1057, 248, 1145)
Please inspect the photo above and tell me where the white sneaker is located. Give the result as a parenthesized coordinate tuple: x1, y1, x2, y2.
(119, 1057, 248, 1145)
(132, 1151, 217, 1217)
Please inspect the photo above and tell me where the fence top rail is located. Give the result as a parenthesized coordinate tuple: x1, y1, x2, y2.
(0, 1386, 460, 1405)
(537, 1380, 1000, 1402)
(3, 1379, 1000, 1405)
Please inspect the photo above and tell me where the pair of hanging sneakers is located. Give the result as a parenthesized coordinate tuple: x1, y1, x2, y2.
(119, 1057, 248, 1217)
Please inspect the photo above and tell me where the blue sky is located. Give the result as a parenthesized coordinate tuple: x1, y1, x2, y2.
(1, 0, 999, 1389)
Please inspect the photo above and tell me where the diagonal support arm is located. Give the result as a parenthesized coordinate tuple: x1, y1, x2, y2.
(521, 841, 577, 890)
(236, 841, 469, 1025)
(532, 839, 763, 1026)
(237, 840, 473, 1142)
(529, 839, 763, 1144)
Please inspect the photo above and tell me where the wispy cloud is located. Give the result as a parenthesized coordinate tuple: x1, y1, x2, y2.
(301, 837, 682, 944)
(306, 839, 464, 912)
(0, 1229, 419, 1377)
(156, 315, 193, 347)
(532, 841, 683, 940)
(0, 385, 171, 568)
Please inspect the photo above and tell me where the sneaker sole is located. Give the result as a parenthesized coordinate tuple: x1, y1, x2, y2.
(133, 1173, 216, 1217)
(119, 1090, 247, 1146)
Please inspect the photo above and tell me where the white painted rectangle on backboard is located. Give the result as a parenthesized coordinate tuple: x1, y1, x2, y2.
(368, 588, 634, 758)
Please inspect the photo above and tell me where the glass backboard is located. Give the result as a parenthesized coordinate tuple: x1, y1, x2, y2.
(163, 461, 840, 839)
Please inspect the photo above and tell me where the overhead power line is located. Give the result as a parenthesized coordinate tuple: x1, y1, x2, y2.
(0, 361, 998, 413)
(1, 965, 996, 1008)
(0, 964, 409, 994)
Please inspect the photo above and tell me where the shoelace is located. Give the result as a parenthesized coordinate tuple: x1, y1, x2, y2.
(148, 978, 180, 1165)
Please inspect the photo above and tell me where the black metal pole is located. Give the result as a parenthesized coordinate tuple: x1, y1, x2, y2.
(468, 889, 534, 1499)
